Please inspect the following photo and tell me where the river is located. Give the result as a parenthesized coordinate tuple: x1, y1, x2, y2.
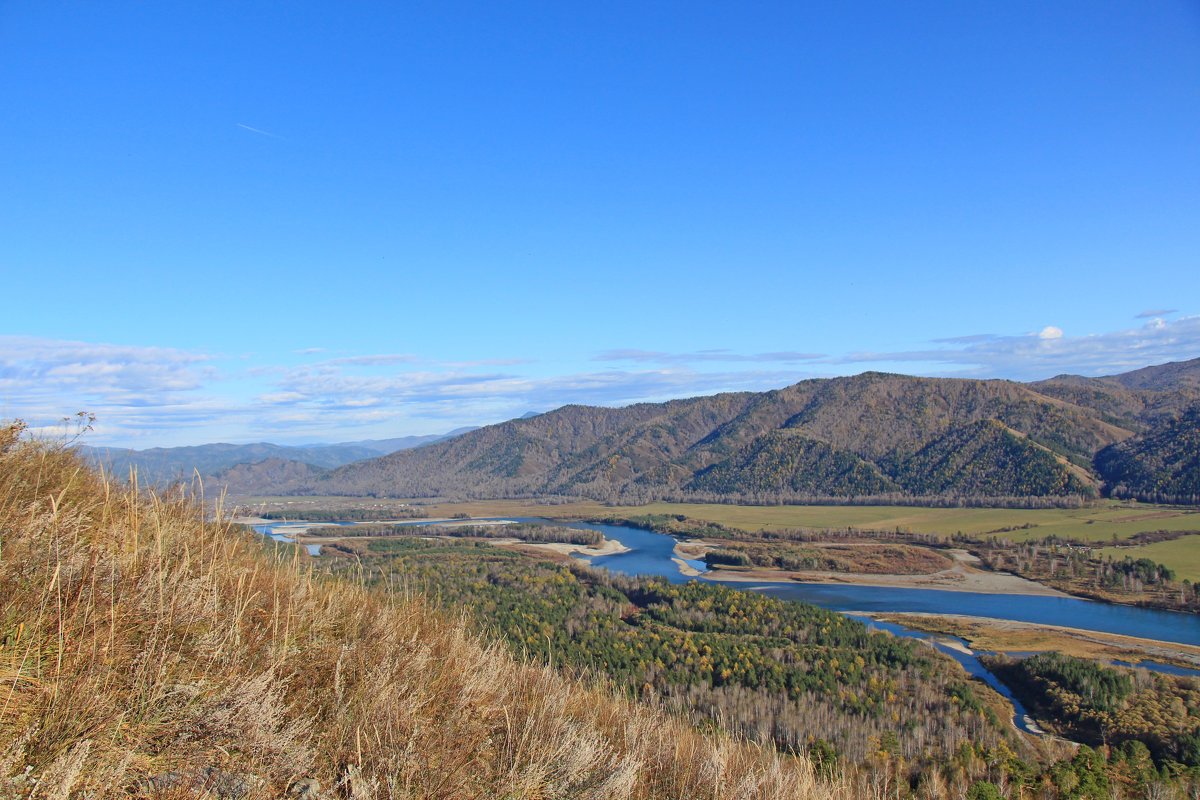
(560, 520, 1200, 645)
(252, 515, 1200, 734)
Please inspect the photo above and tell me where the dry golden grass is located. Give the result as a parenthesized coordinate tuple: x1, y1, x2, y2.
(0, 425, 840, 800)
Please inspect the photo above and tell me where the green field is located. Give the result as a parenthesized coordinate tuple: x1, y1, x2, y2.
(1097, 535, 1200, 582)
(626, 501, 1200, 542)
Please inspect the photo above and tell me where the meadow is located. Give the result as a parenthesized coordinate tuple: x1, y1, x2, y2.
(617, 502, 1200, 542)
(1097, 534, 1200, 582)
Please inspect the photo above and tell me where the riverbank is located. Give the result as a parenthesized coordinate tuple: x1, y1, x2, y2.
(494, 536, 631, 558)
(873, 612, 1200, 670)
(702, 560, 1067, 596)
(669, 532, 1068, 596)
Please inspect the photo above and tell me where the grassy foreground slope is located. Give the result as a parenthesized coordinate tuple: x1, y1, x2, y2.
(0, 425, 833, 799)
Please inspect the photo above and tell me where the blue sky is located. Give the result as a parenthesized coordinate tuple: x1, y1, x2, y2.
(2, 1, 1199, 447)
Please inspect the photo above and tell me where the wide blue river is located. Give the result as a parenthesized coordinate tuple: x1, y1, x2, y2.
(559, 519, 1200, 647)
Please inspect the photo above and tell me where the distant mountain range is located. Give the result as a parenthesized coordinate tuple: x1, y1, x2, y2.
(80, 360, 1200, 505)
(257, 357, 1199, 505)
(78, 427, 477, 487)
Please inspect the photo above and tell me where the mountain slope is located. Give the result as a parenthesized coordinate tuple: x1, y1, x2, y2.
(688, 430, 898, 497)
(309, 371, 1144, 502)
(208, 457, 330, 496)
(79, 441, 380, 485)
(1096, 404, 1200, 503)
(1100, 356, 1200, 392)
(894, 419, 1095, 497)
(332, 426, 480, 454)
(1032, 358, 1200, 430)
(111, 359, 1197, 504)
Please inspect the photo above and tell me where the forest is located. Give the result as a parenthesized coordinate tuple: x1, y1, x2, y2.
(1096, 405, 1200, 505)
(322, 537, 1013, 767)
(985, 653, 1200, 767)
(314, 535, 1200, 798)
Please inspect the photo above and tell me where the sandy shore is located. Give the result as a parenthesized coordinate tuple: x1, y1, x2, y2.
(673, 540, 715, 560)
(672, 557, 705, 577)
(495, 537, 631, 558)
(675, 534, 1061, 596)
(670, 541, 712, 578)
(704, 562, 1067, 596)
(875, 611, 1200, 667)
(927, 636, 974, 655)
(237, 516, 521, 544)
(241, 514, 631, 560)
(231, 516, 277, 525)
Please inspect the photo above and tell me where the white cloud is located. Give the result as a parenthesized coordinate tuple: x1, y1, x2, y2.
(1038, 326, 1064, 340)
(0, 335, 211, 400)
(839, 315, 1200, 379)
(0, 336, 236, 445)
(0, 339, 790, 444)
(6, 315, 1198, 448)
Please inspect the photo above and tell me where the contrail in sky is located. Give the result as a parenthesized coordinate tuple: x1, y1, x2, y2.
(236, 123, 281, 138)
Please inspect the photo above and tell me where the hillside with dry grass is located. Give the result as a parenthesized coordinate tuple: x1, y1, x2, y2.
(0, 423, 836, 799)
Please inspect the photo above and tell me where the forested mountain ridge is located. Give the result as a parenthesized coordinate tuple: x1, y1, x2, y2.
(296, 363, 1200, 502)
(889, 419, 1095, 497)
(1095, 404, 1200, 504)
(1098, 357, 1200, 391)
(1032, 357, 1200, 430)
(207, 457, 330, 496)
